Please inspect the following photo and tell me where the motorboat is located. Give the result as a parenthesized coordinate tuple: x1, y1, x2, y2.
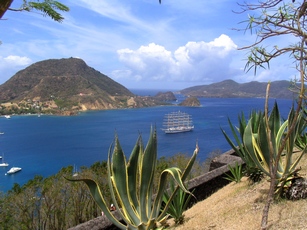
(6, 167, 22, 175)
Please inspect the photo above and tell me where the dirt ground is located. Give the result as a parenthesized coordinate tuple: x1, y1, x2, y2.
(167, 153, 307, 230)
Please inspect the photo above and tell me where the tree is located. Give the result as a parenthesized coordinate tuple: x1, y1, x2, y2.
(0, 0, 69, 22)
(236, 0, 307, 229)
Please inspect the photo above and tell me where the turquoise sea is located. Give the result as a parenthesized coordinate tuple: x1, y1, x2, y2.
(0, 90, 294, 192)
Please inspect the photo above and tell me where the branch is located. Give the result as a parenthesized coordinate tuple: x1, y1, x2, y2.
(2, 0, 69, 22)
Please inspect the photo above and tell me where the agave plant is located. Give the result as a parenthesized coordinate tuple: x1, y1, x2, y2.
(243, 102, 307, 197)
(222, 110, 264, 182)
(67, 127, 198, 229)
(223, 162, 243, 183)
(161, 180, 195, 225)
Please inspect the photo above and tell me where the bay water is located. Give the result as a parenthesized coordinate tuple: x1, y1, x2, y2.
(0, 91, 294, 192)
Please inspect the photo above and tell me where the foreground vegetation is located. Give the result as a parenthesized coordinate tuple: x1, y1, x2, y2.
(67, 127, 199, 230)
(0, 152, 208, 230)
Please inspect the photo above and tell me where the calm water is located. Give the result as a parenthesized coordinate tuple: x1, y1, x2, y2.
(0, 92, 294, 192)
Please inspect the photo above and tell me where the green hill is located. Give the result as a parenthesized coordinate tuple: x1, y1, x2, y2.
(178, 79, 297, 99)
(0, 58, 164, 115)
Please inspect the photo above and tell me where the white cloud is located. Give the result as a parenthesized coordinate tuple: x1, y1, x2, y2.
(115, 34, 239, 85)
(75, 0, 161, 35)
(3, 55, 31, 65)
(0, 0, 294, 90)
(0, 55, 32, 83)
(118, 43, 175, 76)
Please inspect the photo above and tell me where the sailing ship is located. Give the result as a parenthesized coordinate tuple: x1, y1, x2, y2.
(0, 154, 9, 167)
(162, 111, 194, 134)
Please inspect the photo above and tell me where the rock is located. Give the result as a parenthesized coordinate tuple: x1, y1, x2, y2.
(154, 91, 177, 101)
(179, 96, 200, 106)
(285, 177, 307, 200)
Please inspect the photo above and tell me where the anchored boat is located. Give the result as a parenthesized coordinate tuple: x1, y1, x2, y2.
(162, 111, 194, 134)
(6, 167, 22, 175)
(0, 154, 9, 167)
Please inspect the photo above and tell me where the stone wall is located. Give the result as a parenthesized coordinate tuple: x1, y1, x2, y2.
(68, 149, 243, 230)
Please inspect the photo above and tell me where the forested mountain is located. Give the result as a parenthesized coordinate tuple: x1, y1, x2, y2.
(178, 79, 297, 99)
(0, 58, 164, 115)
(0, 57, 134, 101)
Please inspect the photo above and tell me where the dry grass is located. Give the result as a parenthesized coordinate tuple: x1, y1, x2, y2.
(166, 153, 307, 230)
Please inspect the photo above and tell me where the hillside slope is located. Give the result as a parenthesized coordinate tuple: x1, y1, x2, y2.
(0, 57, 133, 102)
(178, 79, 297, 99)
(0, 58, 164, 115)
(168, 153, 307, 230)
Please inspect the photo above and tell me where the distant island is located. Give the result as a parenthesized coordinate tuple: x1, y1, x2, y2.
(179, 96, 200, 107)
(177, 79, 298, 99)
(0, 58, 169, 116)
(0, 58, 297, 116)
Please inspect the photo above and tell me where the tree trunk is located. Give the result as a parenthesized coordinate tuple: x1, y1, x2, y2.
(261, 176, 275, 229)
(0, 0, 14, 19)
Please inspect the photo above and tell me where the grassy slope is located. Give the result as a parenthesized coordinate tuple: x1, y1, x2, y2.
(167, 153, 307, 230)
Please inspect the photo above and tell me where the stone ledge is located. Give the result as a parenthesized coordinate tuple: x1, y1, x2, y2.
(68, 210, 122, 230)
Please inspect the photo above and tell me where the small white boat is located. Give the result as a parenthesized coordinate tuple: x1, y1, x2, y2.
(4, 115, 11, 119)
(6, 167, 22, 175)
(73, 164, 79, 177)
(0, 154, 8, 167)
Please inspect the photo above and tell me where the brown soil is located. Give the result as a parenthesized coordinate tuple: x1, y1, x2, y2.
(167, 154, 307, 230)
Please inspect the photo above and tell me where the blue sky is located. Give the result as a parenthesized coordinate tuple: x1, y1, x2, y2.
(0, 0, 297, 90)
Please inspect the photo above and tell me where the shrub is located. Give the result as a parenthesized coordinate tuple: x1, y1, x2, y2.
(223, 162, 243, 183)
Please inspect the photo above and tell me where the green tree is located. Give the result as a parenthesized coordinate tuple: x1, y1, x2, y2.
(0, 0, 69, 22)
(236, 1, 307, 229)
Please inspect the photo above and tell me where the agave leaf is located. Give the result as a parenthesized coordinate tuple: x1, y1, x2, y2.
(238, 112, 247, 140)
(140, 127, 157, 223)
(276, 121, 288, 149)
(250, 110, 263, 132)
(288, 141, 307, 173)
(112, 135, 139, 226)
(222, 114, 258, 172)
(295, 111, 307, 150)
(160, 144, 199, 222)
(244, 120, 270, 177)
(257, 118, 272, 165)
(268, 101, 281, 138)
(153, 167, 191, 221)
(251, 136, 270, 172)
(157, 144, 198, 220)
(221, 118, 245, 159)
(106, 142, 126, 222)
(181, 144, 199, 181)
(127, 135, 143, 212)
(274, 121, 288, 176)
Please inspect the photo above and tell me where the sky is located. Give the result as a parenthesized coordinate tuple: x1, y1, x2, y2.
(0, 0, 298, 90)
